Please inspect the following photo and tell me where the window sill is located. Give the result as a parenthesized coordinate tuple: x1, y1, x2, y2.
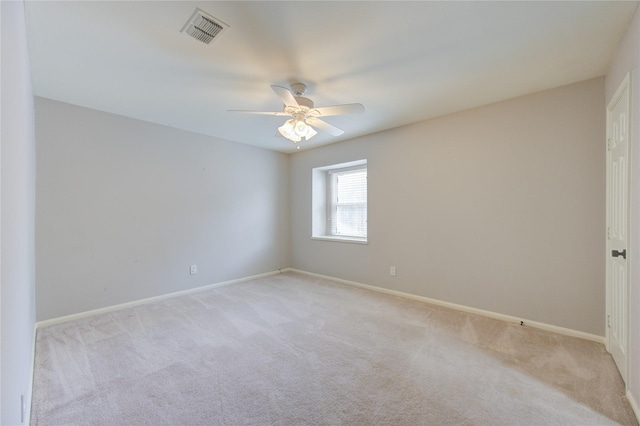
(311, 236, 368, 245)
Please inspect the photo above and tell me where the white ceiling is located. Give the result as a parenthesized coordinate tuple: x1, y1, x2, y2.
(24, 1, 639, 154)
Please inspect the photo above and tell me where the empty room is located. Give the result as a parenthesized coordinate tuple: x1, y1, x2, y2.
(2, 1, 640, 424)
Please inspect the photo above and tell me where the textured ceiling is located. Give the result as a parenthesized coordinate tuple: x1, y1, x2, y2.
(24, 1, 639, 153)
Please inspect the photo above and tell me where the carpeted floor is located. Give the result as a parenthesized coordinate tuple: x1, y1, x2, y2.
(31, 272, 638, 425)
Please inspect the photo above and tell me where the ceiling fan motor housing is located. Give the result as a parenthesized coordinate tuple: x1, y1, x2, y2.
(294, 96, 314, 110)
(291, 82, 307, 96)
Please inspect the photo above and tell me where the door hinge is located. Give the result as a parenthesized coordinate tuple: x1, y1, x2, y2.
(607, 227, 611, 240)
(607, 138, 613, 151)
(607, 314, 611, 328)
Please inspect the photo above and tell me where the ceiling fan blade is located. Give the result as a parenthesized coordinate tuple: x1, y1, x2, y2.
(228, 110, 291, 116)
(271, 85, 299, 108)
(313, 103, 365, 117)
(307, 118, 344, 136)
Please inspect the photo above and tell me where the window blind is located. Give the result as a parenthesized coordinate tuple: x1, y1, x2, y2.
(329, 166, 367, 238)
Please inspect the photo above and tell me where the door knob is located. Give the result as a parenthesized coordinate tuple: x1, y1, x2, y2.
(612, 249, 627, 259)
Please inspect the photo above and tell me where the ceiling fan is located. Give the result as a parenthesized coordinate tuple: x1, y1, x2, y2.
(229, 82, 365, 149)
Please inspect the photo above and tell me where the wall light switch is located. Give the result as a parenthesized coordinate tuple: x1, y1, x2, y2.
(190, 265, 198, 275)
(390, 266, 396, 276)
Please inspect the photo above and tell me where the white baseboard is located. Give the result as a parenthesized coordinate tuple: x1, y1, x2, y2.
(36, 266, 606, 346)
(628, 390, 640, 423)
(36, 269, 285, 329)
(290, 269, 605, 344)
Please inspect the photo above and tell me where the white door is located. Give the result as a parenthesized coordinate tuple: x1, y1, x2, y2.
(606, 73, 630, 385)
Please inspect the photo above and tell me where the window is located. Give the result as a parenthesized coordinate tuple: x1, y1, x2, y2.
(329, 166, 367, 238)
(312, 160, 367, 243)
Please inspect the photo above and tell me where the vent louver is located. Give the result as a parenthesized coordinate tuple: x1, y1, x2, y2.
(181, 9, 228, 45)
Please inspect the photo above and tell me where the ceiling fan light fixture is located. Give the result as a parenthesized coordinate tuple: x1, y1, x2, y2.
(278, 120, 301, 142)
(294, 120, 308, 137)
(303, 123, 318, 139)
(279, 117, 317, 144)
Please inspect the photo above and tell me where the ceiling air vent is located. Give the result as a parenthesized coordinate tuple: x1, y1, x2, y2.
(181, 9, 229, 45)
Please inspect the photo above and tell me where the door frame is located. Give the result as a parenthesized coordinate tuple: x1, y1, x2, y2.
(605, 71, 631, 388)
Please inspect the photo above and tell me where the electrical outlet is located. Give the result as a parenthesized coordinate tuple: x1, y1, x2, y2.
(190, 265, 197, 275)
(390, 266, 396, 276)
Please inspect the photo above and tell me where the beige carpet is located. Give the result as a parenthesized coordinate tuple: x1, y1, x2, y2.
(31, 272, 638, 425)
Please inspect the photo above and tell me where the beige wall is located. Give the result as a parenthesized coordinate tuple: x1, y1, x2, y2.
(291, 77, 605, 336)
(606, 3, 640, 414)
(35, 98, 291, 321)
(1, 1, 37, 424)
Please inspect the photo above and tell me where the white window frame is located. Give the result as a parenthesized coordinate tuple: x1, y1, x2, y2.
(312, 159, 368, 244)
